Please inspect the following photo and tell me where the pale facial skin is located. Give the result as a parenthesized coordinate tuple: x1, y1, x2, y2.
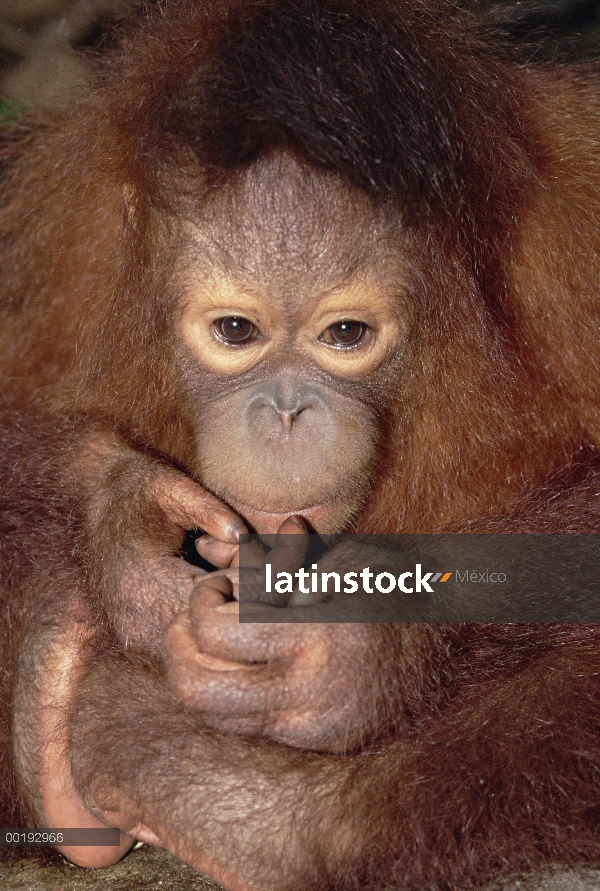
(176, 151, 409, 535)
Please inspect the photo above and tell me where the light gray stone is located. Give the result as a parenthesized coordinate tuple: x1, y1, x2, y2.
(0, 845, 223, 891)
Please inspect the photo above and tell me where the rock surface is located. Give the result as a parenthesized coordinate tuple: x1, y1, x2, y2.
(492, 868, 600, 891)
(0, 845, 223, 891)
(0, 848, 599, 891)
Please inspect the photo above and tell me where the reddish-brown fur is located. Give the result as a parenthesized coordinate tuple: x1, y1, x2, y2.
(1, 1, 600, 889)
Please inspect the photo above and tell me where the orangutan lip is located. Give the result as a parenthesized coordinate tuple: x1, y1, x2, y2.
(226, 498, 327, 518)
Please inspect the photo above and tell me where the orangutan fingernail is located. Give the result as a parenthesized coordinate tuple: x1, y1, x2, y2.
(231, 520, 248, 542)
(195, 535, 214, 551)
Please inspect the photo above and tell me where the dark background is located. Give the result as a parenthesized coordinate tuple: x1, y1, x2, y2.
(1, 0, 600, 114)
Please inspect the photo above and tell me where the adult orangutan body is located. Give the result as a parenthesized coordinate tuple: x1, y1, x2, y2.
(1, 1, 600, 889)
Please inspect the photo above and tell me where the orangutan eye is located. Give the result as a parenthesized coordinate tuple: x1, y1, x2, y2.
(214, 317, 260, 345)
(320, 320, 368, 348)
